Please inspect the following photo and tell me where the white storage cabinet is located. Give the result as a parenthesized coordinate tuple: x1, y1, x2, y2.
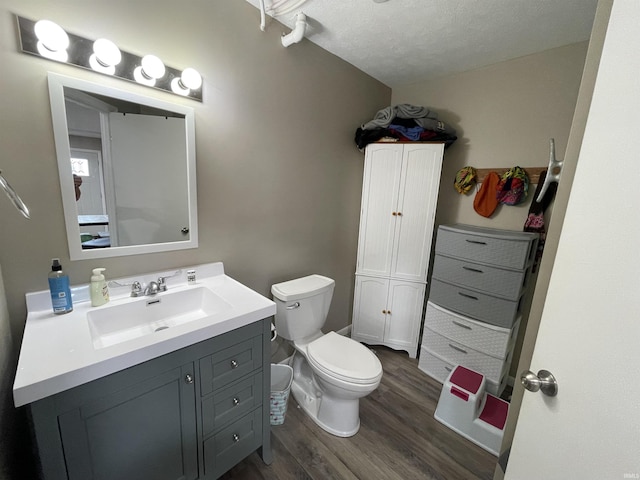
(352, 143, 444, 358)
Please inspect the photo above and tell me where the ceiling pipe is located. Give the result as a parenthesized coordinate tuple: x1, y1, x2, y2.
(281, 12, 307, 47)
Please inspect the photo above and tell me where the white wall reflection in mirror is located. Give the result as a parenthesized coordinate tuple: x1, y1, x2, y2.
(48, 73, 198, 260)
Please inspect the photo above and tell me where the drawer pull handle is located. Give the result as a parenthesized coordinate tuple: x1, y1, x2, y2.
(449, 343, 468, 354)
(452, 320, 472, 330)
(230, 360, 239, 369)
(462, 266, 484, 273)
(232, 397, 240, 406)
(465, 239, 487, 245)
(458, 292, 479, 301)
(444, 366, 452, 372)
(184, 374, 194, 384)
(232, 433, 240, 443)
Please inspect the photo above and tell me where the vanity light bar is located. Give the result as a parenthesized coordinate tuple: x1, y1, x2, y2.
(16, 16, 203, 102)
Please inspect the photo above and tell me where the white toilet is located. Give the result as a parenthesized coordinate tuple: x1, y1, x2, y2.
(271, 274, 383, 437)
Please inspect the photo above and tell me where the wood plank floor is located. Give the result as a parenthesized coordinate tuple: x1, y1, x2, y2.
(220, 346, 497, 480)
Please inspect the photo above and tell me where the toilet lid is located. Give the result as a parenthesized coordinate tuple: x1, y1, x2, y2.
(307, 332, 382, 384)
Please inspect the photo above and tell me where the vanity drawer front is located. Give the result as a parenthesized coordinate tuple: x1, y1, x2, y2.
(435, 226, 536, 270)
(423, 328, 506, 382)
(429, 279, 520, 329)
(200, 335, 263, 395)
(432, 254, 528, 300)
(204, 408, 263, 479)
(417, 347, 504, 396)
(424, 302, 515, 358)
(201, 372, 262, 437)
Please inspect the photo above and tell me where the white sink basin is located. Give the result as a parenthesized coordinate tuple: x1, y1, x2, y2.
(88, 286, 232, 349)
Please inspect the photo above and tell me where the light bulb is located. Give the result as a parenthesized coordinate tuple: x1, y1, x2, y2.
(89, 38, 121, 75)
(134, 55, 165, 86)
(181, 68, 202, 90)
(34, 20, 69, 62)
(170, 68, 202, 96)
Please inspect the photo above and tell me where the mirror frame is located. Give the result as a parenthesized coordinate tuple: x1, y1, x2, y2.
(47, 72, 198, 260)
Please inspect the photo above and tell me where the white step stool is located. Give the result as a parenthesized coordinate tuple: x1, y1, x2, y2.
(434, 365, 509, 456)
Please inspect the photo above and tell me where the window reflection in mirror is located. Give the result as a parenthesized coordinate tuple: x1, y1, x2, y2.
(48, 73, 198, 260)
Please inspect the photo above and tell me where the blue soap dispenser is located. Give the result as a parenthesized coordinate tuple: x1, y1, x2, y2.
(48, 258, 73, 314)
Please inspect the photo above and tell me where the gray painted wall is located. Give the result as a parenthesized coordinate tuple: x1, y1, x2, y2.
(0, 1, 389, 473)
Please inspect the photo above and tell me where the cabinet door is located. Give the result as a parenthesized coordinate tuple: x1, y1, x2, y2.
(58, 364, 198, 480)
(356, 145, 403, 277)
(391, 144, 444, 282)
(384, 280, 426, 353)
(352, 276, 389, 342)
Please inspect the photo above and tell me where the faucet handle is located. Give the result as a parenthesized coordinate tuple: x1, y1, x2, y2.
(131, 281, 143, 297)
(157, 276, 168, 292)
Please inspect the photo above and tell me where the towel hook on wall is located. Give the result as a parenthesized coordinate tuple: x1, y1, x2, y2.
(536, 138, 564, 202)
(0, 170, 30, 219)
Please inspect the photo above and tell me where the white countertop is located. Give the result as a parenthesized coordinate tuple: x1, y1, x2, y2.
(13, 262, 276, 407)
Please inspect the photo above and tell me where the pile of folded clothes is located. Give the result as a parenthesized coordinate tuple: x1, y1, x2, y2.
(355, 104, 457, 151)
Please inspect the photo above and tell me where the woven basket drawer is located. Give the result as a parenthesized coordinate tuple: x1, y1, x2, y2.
(418, 348, 505, 396)
(422, 328, 506, 383)
(429, 279, 520, 328)
(435, 225, 537, 270)
(423, 302, 516, 358)
(432, 254, 528, 301)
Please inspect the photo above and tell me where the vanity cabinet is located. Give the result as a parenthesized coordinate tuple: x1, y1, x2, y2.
(29, 320, 272, 480)
(352, 143, 444, 358)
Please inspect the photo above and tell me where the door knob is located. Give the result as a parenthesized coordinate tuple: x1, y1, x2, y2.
(520, 369, 558, 397)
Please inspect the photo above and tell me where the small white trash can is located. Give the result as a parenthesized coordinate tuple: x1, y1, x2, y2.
(270, 364, 293, 425)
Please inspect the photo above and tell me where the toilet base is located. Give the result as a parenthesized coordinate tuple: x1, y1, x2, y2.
(290, 378, 361, 437)
(289, 352, 362, 437)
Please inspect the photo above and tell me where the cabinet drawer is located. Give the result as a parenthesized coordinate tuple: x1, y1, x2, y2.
(424, 302, 517, 358)
(432, 254, 529, 300)
(200, 336, 263, 395)
(435, 225, 537, 270)
(422, 328, 506, 382)
(201, 372, 262, 437)
(429, 279, 521, 328)
(204, 408, 263, 479)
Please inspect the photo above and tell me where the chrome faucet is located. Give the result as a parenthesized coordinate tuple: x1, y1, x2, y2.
(108, 269, 182, 297)
(144, 281, 160, 296)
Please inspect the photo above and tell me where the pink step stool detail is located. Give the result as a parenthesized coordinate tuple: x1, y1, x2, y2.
(434, 365, 509, 456)
(479, 394, 509, 430)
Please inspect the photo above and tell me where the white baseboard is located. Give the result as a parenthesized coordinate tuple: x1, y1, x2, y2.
(335, 325, 352, 337)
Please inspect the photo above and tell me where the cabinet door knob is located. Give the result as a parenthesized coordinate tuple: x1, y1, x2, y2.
(184, 374, 194, 384)
(382, 309, 386, 314)
(230, 359, 239, 369)
(387, 310, 391, 315)
(232, 433, 240, 443)
(392, 211, 397, 216)
(397, 212, 402, 216)
(232, 397, 240, 406)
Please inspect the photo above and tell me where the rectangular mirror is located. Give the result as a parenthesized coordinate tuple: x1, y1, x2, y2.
(47, 73, 198, 260)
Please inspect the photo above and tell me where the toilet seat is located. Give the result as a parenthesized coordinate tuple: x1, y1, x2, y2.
(306, 332, 382, 385)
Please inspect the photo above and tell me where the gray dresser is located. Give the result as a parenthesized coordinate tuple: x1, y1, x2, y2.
(418, 224, 539, 395)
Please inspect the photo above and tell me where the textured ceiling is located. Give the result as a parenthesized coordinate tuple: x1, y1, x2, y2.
(245, 0, 599, 87)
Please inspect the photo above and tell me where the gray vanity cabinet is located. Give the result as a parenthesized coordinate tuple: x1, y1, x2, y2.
(29, 320, 272, 480)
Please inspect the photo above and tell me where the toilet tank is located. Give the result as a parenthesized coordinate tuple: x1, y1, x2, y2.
(271, 275, 335, 341)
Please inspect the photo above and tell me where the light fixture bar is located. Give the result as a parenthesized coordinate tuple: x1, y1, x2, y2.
(16, 16, 203, 102)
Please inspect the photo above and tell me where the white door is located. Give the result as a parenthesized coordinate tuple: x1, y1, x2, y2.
(506, 1, 640, 477)
(384, 280, 425, 356)
(391, 144, 443, 282)
(109, 113, 189, 246)
(356, 145, 402, 277)
(352, 276, 388, 342)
